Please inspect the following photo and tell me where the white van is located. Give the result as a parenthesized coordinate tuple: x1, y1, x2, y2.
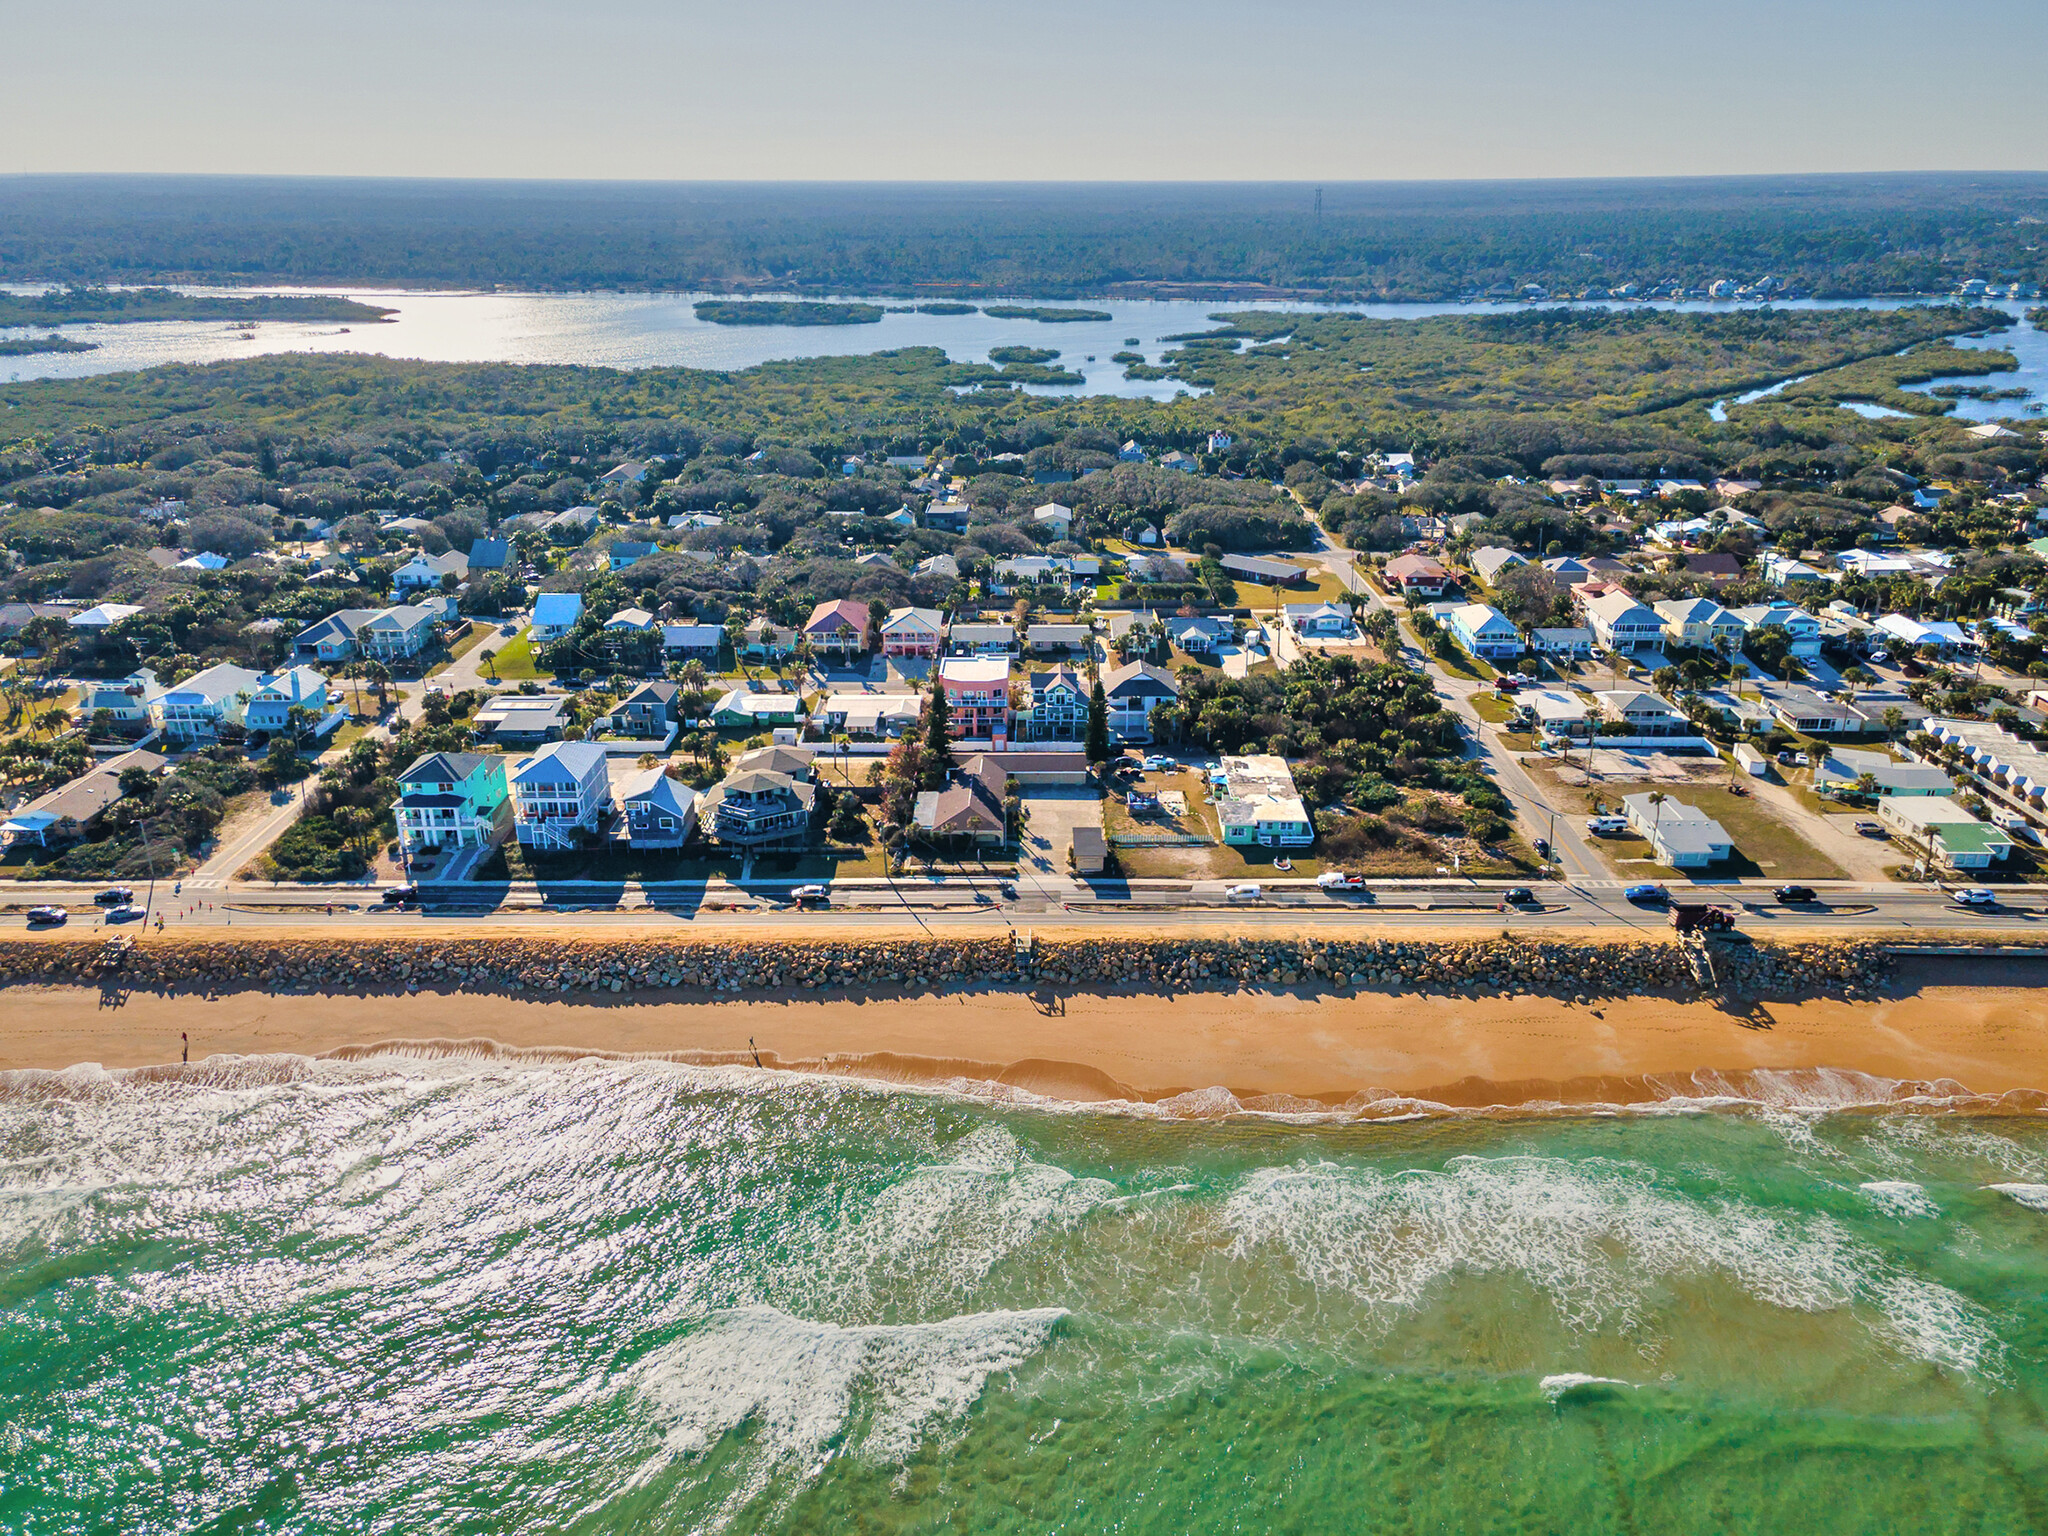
(1991, 808, 2036, 838)
(1587, 815, 1628, 836)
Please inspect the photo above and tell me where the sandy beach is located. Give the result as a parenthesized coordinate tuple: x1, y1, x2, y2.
(5, 956, 2045, 1108)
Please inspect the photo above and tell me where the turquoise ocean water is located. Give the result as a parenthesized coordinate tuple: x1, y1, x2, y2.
(3, 1055, 2045, 1533)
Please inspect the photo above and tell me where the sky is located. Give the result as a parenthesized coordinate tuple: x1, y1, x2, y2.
(5, 0, 2044, 181)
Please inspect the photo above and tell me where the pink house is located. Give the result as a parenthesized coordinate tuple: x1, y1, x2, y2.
(938, 656, 1012, 745)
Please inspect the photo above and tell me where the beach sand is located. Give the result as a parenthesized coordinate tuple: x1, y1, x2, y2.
(6, 955, 2045, 1108)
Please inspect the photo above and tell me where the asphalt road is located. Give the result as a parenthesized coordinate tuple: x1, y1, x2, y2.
(12, 875, 2044, 939)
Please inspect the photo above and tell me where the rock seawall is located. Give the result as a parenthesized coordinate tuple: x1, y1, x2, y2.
(3, 935, 1892, 1001)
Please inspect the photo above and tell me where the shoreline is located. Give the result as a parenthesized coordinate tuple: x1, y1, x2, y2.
(7, 976, 2047, 1115)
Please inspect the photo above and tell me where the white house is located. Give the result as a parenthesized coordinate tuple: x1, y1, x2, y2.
(1878, 796, 2014, 870)
(1653, 597, 1745, 652)
(392, 549, 468, 595)
(1875, 613, 1971, 654)
(357, 604, 438, 662)
(1580, 590, 1665, 652)
(1032, 502, 1075, 538)
(1282, 602, 1356, 639)
(1594, 689, 1694, 739)
(1446, 603, 1523, 660)
(1529, 626, 1593, 658)
(947, 622, 1020, 658)
(1622, 793, 1733, 868)
(1102, 660, 1179, 743)
(510, 741, 615, 851)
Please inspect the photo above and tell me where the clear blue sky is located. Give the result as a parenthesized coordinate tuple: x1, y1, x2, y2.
(8, 0, 2044, 179)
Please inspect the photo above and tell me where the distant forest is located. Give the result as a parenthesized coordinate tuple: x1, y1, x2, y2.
(2, 176, 2045, 301)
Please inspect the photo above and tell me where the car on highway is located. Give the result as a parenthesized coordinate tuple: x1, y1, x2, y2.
(1315, 871, 1365, 889)
(26, 906, 67, 925)
(1142, 754, 1178, 771)
(1503, 888, 1537, 905)
(1624, 883, 1670, 904)
(1774, 885, 1819, 904)
(93, 887, 135, 906)
(104, 904, 146, 923)
(1225, 882, 1263, 901)
(789, 884, 829, 903)
(1951, 888, 1996, 907)
(381, 884, 420, 906)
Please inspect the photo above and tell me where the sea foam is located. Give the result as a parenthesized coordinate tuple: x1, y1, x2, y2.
(627, 1305, 1064, 1521)
(1987, 1183, 2048, 1213)
(1222, 1154, 2000, 1373)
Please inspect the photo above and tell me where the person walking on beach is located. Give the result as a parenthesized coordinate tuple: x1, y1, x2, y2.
(181, 1032, 188, 1064)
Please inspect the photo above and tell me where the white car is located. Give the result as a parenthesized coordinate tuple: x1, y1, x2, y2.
(1315, 871, 1364, 889)
(1951, 888, 1996, 907)
(1587, 815, 1628, 835)
(1142, 755, 1177, 771)
(789, 884, 829, 902)
(1225, 882, 1263, 901)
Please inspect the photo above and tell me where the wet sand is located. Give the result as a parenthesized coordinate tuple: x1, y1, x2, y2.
(6, 974, 2046, 1108)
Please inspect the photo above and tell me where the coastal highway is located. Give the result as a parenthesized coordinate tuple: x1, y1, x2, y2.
(7, 877, 2047, 939)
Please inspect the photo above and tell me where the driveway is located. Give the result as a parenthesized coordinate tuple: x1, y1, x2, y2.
(1014, 785, 1104, 900)
(186, 780, 323, 889)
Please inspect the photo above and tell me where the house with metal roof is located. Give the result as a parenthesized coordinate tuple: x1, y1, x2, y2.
(510, 741, 615, 851)
(1622, 794, 1732, 868)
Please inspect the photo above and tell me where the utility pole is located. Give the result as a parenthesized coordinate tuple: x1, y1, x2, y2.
(1313, 186, 1323, 222)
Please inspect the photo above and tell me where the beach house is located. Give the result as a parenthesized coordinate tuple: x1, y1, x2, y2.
(1446, 603, 1524, 660)
(243, 666, 343, 739)
(529, 592, 584, 643)
(1653, 597, 1745, 652)
(1215, 754, 1314, 848)
(1580, 590, 1665, 653)
(804, 598, 870, 659)
(391, 549, 468, 595)
(1023, 665, 1089, 741)
(615, 766, 699, 850)
(0, 749, 166, 848)
(1102, 660, 1179, 744)
(148, 662, 265, 745)
(510, 741, 615, 851)
(1383, 553, 1452, 597)
(703, 746, 819, 852)
(880, 606, 945, 659)
(938, 656, 1013, 744)
(396, 751, 510, 854)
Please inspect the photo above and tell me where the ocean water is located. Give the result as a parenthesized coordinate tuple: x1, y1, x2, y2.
(2, 1055, 2045, 1534)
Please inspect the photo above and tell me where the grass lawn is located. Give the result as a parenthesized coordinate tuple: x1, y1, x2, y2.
(1497, 732, 1536, 752)
(1233, 569, 1348, 608)
(1469, 692, 1515, 724)
(325, 719, 375, 754)
(486, 627, 549, 681)
(1530, 766, 1848, 880)
(426, 621, 491, 676)
(1426, 646, 1497, 683)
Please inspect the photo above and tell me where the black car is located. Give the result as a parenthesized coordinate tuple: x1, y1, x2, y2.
(381, 884, 420, 906)
(1503, 888, 1537, 905)
(1774, 884, 1819, 904)
(93, 887, 136, 906)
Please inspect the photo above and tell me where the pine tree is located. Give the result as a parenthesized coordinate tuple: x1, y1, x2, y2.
(921, 680, 955, 790)
(1085, 679, 1111, 762)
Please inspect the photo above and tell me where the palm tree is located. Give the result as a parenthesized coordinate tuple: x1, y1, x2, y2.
(362, 661, 391, 708)
(479, 647, 498, 681)
(680, 658, 707, 694)
(34, 706, 68, 738)
(1646, 791, 1668, 853)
